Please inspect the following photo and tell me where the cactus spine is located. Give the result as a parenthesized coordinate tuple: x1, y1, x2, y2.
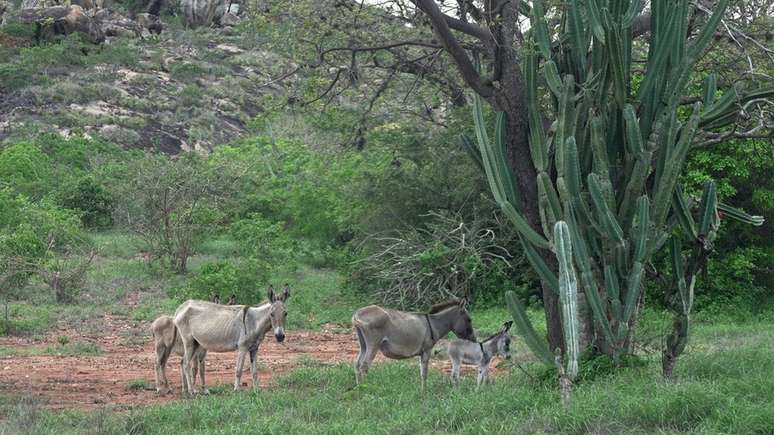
(464, 0, 767, 375)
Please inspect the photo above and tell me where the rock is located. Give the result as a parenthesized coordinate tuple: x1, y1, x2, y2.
(181, 0, 220, 28)
(12, 5, 106, 43)
(220, 12, 239, 27)
(135, 12, 163, 35)
(215, 43, 242, 55)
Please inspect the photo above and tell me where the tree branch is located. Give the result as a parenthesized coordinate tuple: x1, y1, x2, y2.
(412, 0, 494, 98)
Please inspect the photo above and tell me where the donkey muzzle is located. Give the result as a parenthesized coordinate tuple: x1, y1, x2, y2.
(274, 327, 285, 343)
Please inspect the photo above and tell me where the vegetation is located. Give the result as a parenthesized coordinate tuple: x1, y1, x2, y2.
(0, 0, 772, 431)
(1, 317, 772, 434)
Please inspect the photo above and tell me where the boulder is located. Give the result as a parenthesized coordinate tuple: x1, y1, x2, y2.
(181, 0, 221, 28)
(8, 6, 163, 43)
(219, 12, 239, 27)
(14, 5, 106, 43)
(135, 12, 163, 34)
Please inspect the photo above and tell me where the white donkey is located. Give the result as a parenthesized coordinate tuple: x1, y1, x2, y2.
(448, 321, 512, 388)
(174, 285, 290, 393)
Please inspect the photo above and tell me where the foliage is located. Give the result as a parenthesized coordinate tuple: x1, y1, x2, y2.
(351, 211, 519, 310)
(168, 260, 263, 305)
(56, 176, 114, 229)
(0, 142, 53, 199)
(0, 189, 84, 294)
(108, 152, 224, 273)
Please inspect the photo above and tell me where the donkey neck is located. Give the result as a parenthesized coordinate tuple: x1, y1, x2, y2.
(426, 307, 458, 342)
(479, 337, 499, 362)
(243, 304, 272, 342)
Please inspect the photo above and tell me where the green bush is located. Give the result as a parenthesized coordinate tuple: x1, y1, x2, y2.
(0, 142, 53, 199)
(168, 260, 267, 305)
(57, 176, 114, 229)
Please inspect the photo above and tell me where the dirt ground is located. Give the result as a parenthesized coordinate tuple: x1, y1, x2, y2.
(0, 316, 490, 412)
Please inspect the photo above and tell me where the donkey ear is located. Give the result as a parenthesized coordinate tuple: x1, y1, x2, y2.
(458, 298, 468, 309)
(282, 283, 290, 301)
(267, 285, 275, 303)
(503, 320, 513, 332)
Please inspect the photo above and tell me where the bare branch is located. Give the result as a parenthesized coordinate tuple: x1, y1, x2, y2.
(411, 0, 494, 98)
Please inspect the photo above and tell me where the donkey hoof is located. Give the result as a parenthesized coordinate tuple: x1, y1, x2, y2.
(201, 388, 211, 395)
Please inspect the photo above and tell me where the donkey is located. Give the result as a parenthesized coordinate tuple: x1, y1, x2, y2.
(150, 315, 207, 394)
(352, 298, 476, 391)
(174, 285, 290, 393)
(448, 321, 512, 388)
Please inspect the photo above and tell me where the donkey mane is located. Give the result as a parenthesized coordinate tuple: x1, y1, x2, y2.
(427, 298, 462, 314)
(479, 330, 503, 344)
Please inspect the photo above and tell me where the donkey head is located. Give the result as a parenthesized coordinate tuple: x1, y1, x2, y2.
(495, 321, 513, 360)
(450, 298, 476, 341)
(267, 284, 290, 343)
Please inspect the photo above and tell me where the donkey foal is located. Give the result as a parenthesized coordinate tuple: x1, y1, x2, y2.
(150, 315, 207, 395)
(448, 321, 512, 388)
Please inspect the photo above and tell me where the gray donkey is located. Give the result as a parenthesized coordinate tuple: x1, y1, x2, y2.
(174, 285, 290, 393)
(352, 298, 476, 391)
(448, 321, 512, 388)
(150, 315, 207, 394)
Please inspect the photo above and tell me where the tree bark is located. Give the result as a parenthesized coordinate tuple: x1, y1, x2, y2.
(486, 4, 565, 355)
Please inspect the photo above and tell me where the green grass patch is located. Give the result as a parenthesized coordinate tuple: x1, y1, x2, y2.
(126, 379, 150, 391)
(5, 328, 772, 434)
(0, 341, 99, 357)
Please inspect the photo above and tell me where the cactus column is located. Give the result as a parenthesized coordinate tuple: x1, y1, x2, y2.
(465, 0, 767, 372)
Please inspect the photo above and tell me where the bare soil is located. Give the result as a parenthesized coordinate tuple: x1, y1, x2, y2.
(0, 316, 489, 412)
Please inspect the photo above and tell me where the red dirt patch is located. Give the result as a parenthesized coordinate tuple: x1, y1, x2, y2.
(0, 316, 500, 411)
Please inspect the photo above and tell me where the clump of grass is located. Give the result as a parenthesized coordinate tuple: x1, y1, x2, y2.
(0, 341, 99, 357)
(127, 379, 150, 391)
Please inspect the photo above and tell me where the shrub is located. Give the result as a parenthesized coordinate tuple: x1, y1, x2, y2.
(168, 259, 267, 305)
(57, 176, 114, 229)
(349, 211, 525, 310)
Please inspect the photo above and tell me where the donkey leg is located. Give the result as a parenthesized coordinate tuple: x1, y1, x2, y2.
(154, 343, 165, 393)
(419, 351, 430, 393)
(451, 360, 460, 387)
(249, 349, 259, 389)
(476, 366, 486, 390)
(358, 338, 380, 382)
(354, 327, 368, 384)
(180, 358, 189, 394)
(198, 350, 208, 394)
(181, 340, 199, 394)
(191, 355, 199, 390)
(234, 349, 247, 391)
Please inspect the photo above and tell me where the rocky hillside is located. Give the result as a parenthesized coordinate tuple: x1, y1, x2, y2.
(1, 4, 289, 153)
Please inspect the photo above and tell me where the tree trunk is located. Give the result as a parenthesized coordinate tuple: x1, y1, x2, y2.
(488, 18, 567, 353)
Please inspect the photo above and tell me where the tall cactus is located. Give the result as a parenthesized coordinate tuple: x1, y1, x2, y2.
(465, 0, 767, 375)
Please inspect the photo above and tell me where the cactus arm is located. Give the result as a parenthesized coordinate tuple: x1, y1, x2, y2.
(555, 221, 579, 379)
(520, 236, 559, 294)
(460, 134, 485, 173)
(544, 60, 563, 98)
(702, 74, 717, 108)
(651, 104, 701, 226)
(672, 184, 698, 238)
(530, 0, 552, 60)
(505, 290, 555, 366)
(566, 207, 616, 347)
(588, 173, 625, 244)
(717, 202, 764, 226)
(525, 46, 549, 172)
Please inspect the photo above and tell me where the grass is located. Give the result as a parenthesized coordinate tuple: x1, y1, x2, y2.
(0, 341, 100, 357)
(1, 318, 772, 434)
(126, 379, 150, 391)
(2, 229, 772, 433)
